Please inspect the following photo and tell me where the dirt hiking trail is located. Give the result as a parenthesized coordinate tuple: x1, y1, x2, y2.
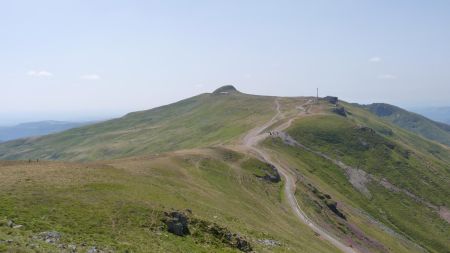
(238, 98, 358, 253)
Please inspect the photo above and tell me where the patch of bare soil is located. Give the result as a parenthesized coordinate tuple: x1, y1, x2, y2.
(439, 206, 450, 223)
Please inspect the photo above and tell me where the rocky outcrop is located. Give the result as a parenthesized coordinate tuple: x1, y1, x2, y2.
(37, 231, 61, 244)
(257, 239, 281, 247)
(235, 236, 252, 252)
(163, 211, 190, 236)
(193, 219, 253, 252)
(333, 106, 347, 117)
(161, 210, 253, 251)
(309, 184, 347, 220)
(355, 126, 376, 134)
(87, 247, 98, 253)
(257, 163, 281, 183)
(325, 200, 346, 220)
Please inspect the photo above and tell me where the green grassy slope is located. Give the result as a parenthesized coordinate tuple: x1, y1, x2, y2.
(342, 102, 450, 165)
(286, 114, 449, 207)
(363, 103, 450, 146)
(1, 89, 449, 252)
(263, 102, 450, 253)
(0, 148, 339, 253)
(0, 89, 275, 161)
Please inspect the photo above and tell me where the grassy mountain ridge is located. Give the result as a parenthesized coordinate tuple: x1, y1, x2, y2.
(0, 89, 449, 252)
(363, 103, 450, 146)
(0, 91, 275, 161)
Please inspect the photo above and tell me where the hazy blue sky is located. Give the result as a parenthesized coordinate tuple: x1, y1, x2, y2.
(1, 0, 450, 125)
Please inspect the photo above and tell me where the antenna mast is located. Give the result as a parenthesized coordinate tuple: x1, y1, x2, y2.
(316, 88, 319, 103)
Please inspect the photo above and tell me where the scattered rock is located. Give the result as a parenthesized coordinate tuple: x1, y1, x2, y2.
(191, 218, 253, 252)
(235, 236, 252, 252)
(255, 163, 281, 183)
(163, 211, 190, 236)
(87, 246, 99, 253)
(3, 220, 23, 229)
(261, 165, 281, 183)
(356, 126, 375, 134)
(378, 127, 394, 136)
(325, 200, 346, 220)
(7, 220, 14, 228)
(258, 239, 281, 247)
(162, 210, 253, 252)
(38, 231, 61, 244)
(204, 222, 228, 238)
(332, 106, 347, 117)
(308, 184, 347, 220)
(384, 142, 395, 150)
(400, 149, 411, 159)
(28, 243, 38, 249)
(68, 244, 77, 252)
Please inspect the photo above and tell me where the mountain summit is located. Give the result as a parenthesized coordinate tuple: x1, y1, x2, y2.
(212, 85, 239, 94)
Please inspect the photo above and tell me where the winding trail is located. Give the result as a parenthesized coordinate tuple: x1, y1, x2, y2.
(238, 98, 358, 253)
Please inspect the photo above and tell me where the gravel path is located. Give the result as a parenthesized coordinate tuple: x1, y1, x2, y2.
(240, 98, 358, 253)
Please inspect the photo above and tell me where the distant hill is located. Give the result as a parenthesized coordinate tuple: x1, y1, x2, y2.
(409, 106, 450, 124)
(363, 103, 450, 146)
(0, 87, 276, 161)
(0, 120, 94, 142)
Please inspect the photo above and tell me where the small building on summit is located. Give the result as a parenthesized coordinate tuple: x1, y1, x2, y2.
(323, 96, 338, 105)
